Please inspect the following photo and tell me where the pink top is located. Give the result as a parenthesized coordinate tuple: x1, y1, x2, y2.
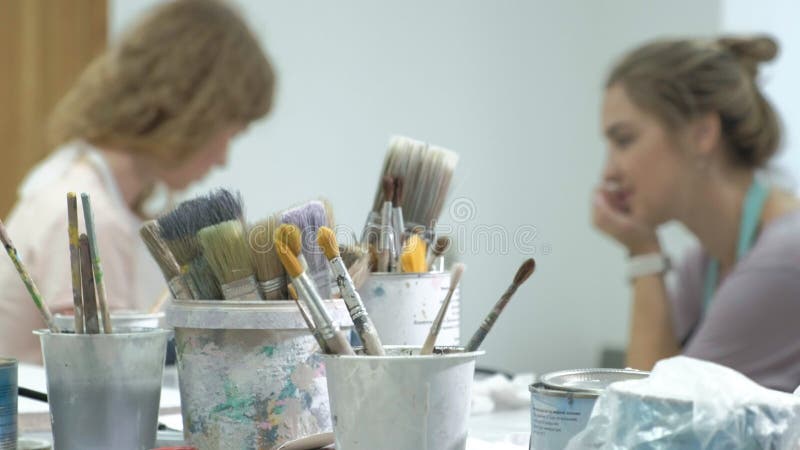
(0, 141, 164, 364)
(670, 210, 800, 392)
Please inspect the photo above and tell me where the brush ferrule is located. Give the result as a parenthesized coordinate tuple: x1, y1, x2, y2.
(220, 276, 259, 300)
(293, 273, 338, 339)
(168, 275, 192, 300)
(379, 202, 393, 250)
(258, 277, 285, 296)
(392, 206, 405, 254)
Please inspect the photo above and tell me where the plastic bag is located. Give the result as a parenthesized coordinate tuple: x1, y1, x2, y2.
(565, 356, 800, 450)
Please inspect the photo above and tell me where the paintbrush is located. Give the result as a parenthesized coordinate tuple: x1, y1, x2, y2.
(198, 220, 259, 300)
(288, 284, 329, 353)
(249, 217, 286, 300)
(466, 258, 536, 352)
(318, 226, 385, 356)
(370, 136, 459, 232)
(421, 263, 465, 355)
(275, 241, 354, 355)
(186, 255, 223, 300)
(400, 234, 427, 273)
(280, 201, 333, 298)
(207, 188, 245, 223)
(427, 236, 451, 272)
(341, 244, 372, 291)
(392, 176, 406, 256)
(0, 219, 58, 332)
(66, 193, 84, 333)
(80, 193, 112, 333)
(157, 201, 204, 270)
(79, 234, 100, 334)
(139, 221, 192, 300)
(378, 176, 395, 272)
(149, 287, 171, 314)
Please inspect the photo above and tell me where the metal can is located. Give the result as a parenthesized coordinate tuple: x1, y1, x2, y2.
(529, 368, 648, 450)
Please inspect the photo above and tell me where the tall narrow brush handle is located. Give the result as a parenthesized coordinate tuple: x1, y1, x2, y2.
(292, 273, 338, 339)
(329, 256, 384, 356)
(293, 297, 329, 353)
(421, 288, 456, 355)
(0, 220, 58, 332)
(80, 235, 100, 334)
(466, 284, 519, 352)
(81, 193, 111, 333)
(326, 330, 356, 356)
(66, 193, 84, 333)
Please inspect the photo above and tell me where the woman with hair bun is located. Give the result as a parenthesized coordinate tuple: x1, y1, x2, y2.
(594, 35, 800, 391)
(0, 0, 275, 363)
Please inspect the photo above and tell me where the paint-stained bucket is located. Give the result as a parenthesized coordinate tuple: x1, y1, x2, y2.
(324, 346, 483, 450)
(0, 358, 16, 450)
(529, 368, 648, 450)
(360, 272, 460, 346)
(35, 328, 170, 450)
(167, 300, 352, 450)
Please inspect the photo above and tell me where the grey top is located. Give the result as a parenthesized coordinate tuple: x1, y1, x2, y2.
(670, 210, 800, 392)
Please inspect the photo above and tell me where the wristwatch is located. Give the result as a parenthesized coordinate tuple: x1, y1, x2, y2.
(627, 253, 670, 281)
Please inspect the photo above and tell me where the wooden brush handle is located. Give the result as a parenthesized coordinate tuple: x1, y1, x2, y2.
(80, 235, 100, 334)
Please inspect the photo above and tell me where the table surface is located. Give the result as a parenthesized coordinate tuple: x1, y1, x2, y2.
(18, 364, 531, 449)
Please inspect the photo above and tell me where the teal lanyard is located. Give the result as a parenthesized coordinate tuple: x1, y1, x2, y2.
(702, 178, 769, 312)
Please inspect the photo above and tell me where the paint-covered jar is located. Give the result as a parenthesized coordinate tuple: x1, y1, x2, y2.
(360, 271, 460, 346)
(529, 368, 648, 450)
(167, 300, 352, 450)
(0, 358, 16, 450)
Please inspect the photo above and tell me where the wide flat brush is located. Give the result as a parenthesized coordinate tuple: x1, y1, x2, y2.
(466, 258, 536, 352)
(249, 217, 286, 300)
(276, 241, 354, 355)
(318, 226, 384, 356)
(139, 221, 192, 300)
(198, 220, 259, 300)
(421, 263, 465, 355)
(0, 219, 58, 332)
(66, 193, 84, 333)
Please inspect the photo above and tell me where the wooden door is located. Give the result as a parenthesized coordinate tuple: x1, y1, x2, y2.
(0, 0, 107, 218)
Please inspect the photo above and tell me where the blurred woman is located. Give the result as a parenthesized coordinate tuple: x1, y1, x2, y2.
(0, 0, 275, 363)
(594, 35, 800, 391)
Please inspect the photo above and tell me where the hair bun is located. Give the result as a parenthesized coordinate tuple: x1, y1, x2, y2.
(717, 35, 778, 77)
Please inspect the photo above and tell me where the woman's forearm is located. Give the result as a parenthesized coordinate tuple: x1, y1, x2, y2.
(626, 273, 680, 370)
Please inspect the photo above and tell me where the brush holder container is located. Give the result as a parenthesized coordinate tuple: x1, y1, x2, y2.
(359, 271, 460, 346)
(35, 328, 170, 450)
(167, 300, 352, 450)
(324, 346, 483, 450)
(53, 310, 165, 332)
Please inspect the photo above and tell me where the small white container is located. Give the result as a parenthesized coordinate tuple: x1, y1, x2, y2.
(324, 346, 482, 450)
(53, 310, 165, 332)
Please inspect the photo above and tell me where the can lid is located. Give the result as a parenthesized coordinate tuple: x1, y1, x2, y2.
(540, 368, 649, 394)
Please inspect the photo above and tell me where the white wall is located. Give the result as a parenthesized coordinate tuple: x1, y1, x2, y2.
(110, 1, 721, 373)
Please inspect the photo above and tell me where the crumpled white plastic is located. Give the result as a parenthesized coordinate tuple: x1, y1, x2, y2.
(566, 356, 800, 450)
(471, 373, 535, 415)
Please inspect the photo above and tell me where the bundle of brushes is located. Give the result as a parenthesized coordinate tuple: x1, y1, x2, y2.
(0, 192, 116, 334)
(361, 136, 459, 274)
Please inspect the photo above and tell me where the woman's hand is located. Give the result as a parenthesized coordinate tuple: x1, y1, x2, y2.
(592, 186, 661, 255)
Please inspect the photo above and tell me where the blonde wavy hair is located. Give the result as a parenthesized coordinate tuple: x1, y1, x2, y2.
(48, 0, 275, 167)
(607, 35, 781, 168)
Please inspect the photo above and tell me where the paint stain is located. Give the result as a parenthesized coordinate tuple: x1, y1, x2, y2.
(260, 346, 276, 357)
(373, 286, 386, 297)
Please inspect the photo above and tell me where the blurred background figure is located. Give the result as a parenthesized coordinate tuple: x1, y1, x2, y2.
(0, 0, 275, 363)
(594, 35, 800, 391)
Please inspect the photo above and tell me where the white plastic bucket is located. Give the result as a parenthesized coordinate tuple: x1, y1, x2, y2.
(360, 272, 460, 346)
(167, 300, 352, 450)
(324, 346, 482, 450)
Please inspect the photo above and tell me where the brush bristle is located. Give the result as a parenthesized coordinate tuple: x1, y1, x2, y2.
(372, 136, 459, 227)
(394, 176, 404, 205)
(513, 258, 536, 285)
(401, 234, 427, 273)
(382, 176, 395, 203)
(208, 189, 244, 223)
(249, 217, 285, 283)
(276, 241, 304, 278)
(187, 255, 222, 299)
(433, 236, 451, 257)
(347, 253, 371, 290)
(197, 220, 254, 285)
(139, 221, 181, 280)
(280, 201, 332, 296)
(449, 263, 466, 288)
(274, 224, 303, 256)
(340, 244, 368, 268)
(317, 227, 339, 260)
